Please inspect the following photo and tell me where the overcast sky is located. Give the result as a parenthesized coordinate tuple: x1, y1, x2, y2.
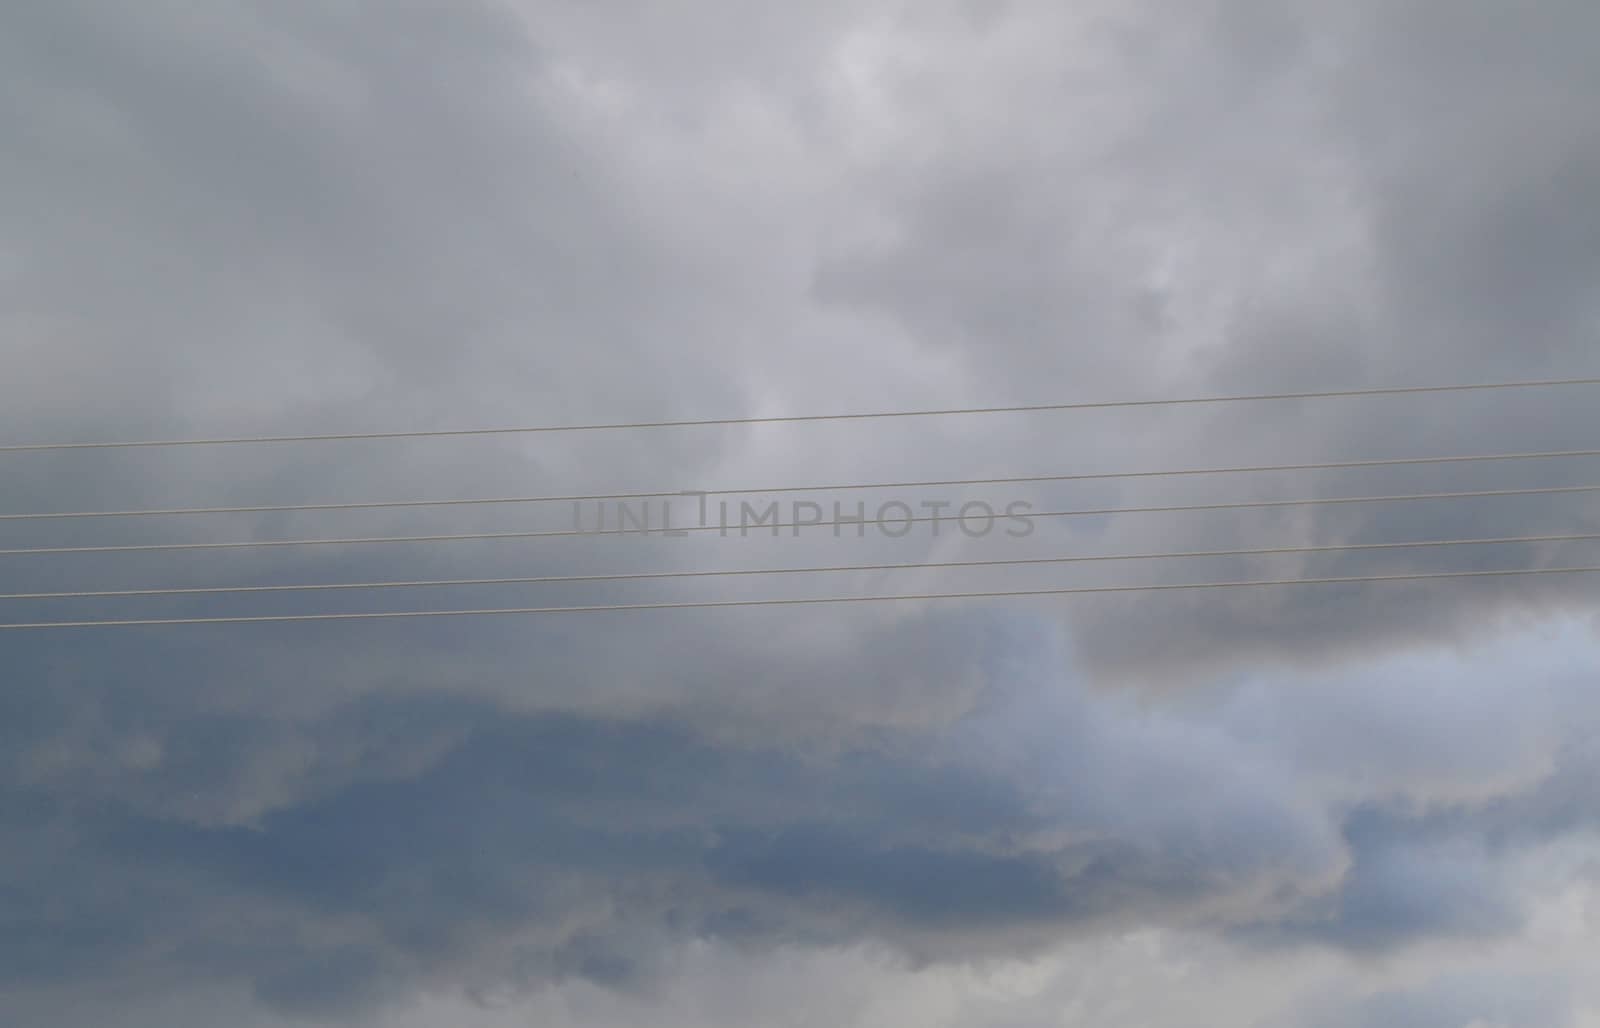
(3, 2, 1600, 1026)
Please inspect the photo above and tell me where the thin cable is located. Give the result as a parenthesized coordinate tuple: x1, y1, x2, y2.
(4, 565, 1596, 629)
(4, 483, 1599, 557)
(5, 377, 1598, 453)
(7, 447, 1600, 522)
(5, 532, 1598, 601)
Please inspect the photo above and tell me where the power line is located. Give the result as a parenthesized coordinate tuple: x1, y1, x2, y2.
(4, 565, 1596, 629)
(6, 447, 1600, 522)
(4, 482, 1599, 557)
(5, 531, 1596, 601)
(4, 377, 1598, 453)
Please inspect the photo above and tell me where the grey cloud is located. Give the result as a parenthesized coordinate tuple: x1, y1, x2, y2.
(14, 605, 1591, 1021)
(1239, 808, 1523, 952)
(1295, 970, 1575, 1028)
(1, 615, 1350, 1017)
(3, 0, 1599, 1025)
(808, 0, 1600, 679)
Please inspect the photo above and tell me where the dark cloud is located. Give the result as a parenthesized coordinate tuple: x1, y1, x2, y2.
(10, 613, 1592, 1021)
(0, 630, 1342, 1016)
(3, 0, 1599, 1025)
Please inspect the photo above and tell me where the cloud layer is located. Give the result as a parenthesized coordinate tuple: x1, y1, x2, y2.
(3, 1, 1599, 1025)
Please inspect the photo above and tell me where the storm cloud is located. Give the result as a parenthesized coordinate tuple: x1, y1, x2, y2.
(3, 0, 1599, 1025)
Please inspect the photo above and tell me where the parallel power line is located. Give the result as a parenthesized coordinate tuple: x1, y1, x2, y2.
(5, 482, 1600, 557)
(3, 532, 1597, 601)
(4, 377, 1598, 453)
(4, 565, 1598, 629)
(4, 447, 1600, 522)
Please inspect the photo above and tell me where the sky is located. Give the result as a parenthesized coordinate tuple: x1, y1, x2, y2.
(2, 1, 1599, 1025)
